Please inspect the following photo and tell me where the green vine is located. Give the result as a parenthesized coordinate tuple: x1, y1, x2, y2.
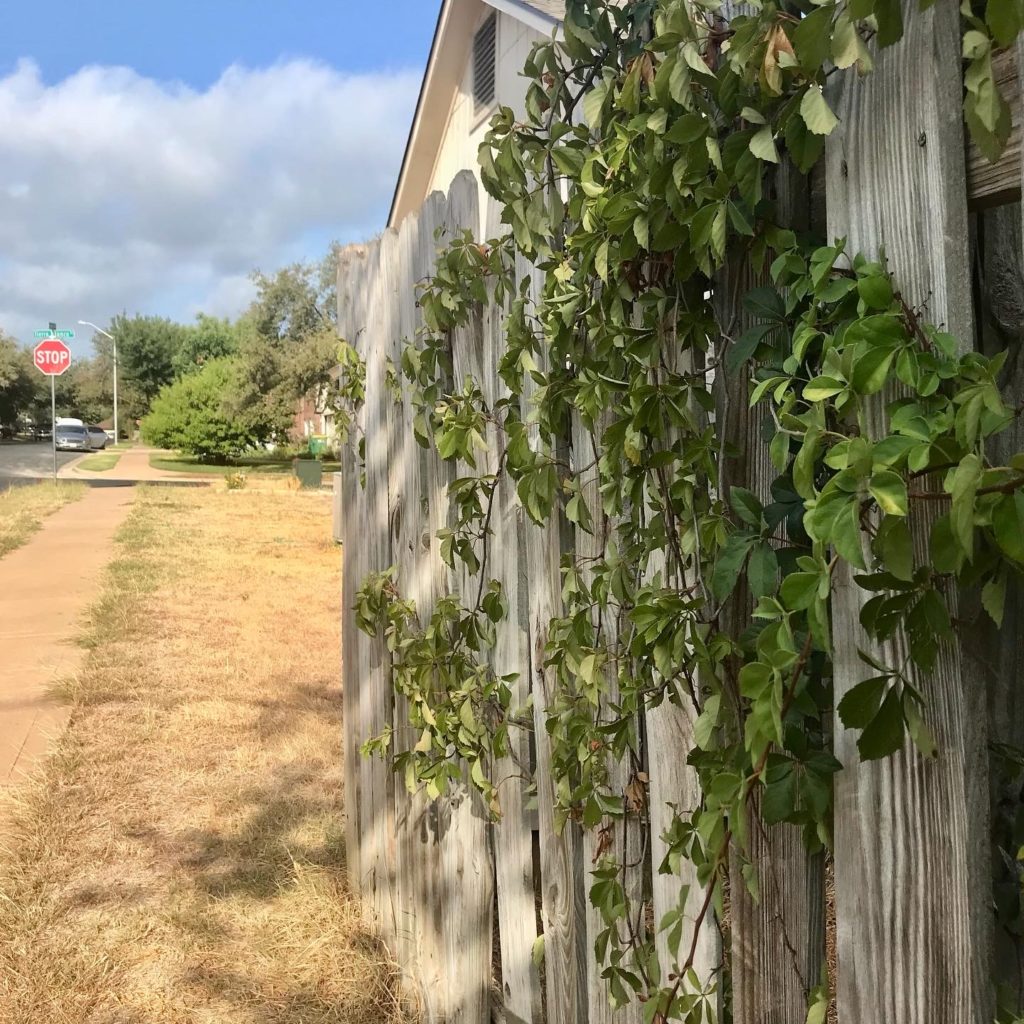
(348, 1, 1024, 1019)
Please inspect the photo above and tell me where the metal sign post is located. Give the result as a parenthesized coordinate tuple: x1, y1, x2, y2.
(50, 375, 56, 481)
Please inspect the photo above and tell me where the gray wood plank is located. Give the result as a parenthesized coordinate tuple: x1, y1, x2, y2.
(441, 171, 496, 1024)
(642, 338, 721, 997)
(363, 228, 400, 947)
(478, 191, 543, 1024)
(387, 201, 443, 1018)
(970, 199, 1024, 1014)
(569, 408, 644, 1024)
(715, 177, 825, 1023)
(338, 242, 370, 896)
(825, 2, 989, 1020)
(519, 253, 588, 1024)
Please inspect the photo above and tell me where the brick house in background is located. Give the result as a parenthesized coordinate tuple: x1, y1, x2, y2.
(291, 367, 340, 443)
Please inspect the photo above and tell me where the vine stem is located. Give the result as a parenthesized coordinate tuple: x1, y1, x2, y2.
(473, 445, 510, 611)
(908, 475, 1024, 501)
(658, 829, 731, 1019)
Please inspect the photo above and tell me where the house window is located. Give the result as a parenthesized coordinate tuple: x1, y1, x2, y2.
(472, 13, 497, 114)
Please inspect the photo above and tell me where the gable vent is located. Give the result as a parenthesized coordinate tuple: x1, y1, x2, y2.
(472, 13, 497, 114)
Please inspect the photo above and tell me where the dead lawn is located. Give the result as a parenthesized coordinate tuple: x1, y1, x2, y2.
(0, 480, 86, 558)
(0, 482, 408, 1024)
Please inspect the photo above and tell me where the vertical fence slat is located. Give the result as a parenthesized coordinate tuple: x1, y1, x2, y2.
(972, 66, 1024, 1000)
(518, 253, 588, 1024)
(441, 171, 495, 1024)
(971, 198, 1024, 1013)
(339, 243, 369, 895)
(570, 409, 644, 1024)
(480, 192, 544, 1024)
(717, 173, 825, 1023)
(643, 326, 721, 993)
(366, 230, 400, 945)
(825, 2, 989, 1021)
(388, 203, 439, 1017)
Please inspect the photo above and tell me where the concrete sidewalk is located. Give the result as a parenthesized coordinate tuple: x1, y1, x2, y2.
(0, 486, 135, 791)
(62, 445, 211, 483)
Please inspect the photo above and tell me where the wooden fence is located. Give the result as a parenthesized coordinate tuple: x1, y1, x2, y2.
(338, 6, 1024, 1022)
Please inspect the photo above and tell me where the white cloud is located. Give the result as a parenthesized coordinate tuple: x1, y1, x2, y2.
(0, 58, 419, 353)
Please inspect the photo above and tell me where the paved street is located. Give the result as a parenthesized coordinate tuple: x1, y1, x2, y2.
(0, 442, 80, 488)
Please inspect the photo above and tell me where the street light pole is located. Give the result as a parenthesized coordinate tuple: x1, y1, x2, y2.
(78, 321, 117, 442)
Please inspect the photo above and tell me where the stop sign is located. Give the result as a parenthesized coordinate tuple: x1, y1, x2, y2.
(33, 338, 72, 376)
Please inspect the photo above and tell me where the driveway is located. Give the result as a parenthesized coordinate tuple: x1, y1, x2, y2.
(0, 441, 81, 489)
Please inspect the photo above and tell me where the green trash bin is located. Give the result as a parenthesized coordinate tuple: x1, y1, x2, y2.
(292, 457, 323, 489)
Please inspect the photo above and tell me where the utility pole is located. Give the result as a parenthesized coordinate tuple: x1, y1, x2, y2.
(78, 320, 117, 441)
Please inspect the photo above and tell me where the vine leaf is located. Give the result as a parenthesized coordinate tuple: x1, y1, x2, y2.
(837, 675, 887, 730)
(792, 5, 834, 72)
(748, 543, 779, 598)
(992, 491, 1024, 564)
(982, 571, 1007, 627)
(711, 533, 756, 600)
(948, 454, 982, 559)
(856, 687, 905, 760)
(868, 471, 908, 517)
(800, 86, 839, 136)
(749, 125, 779, 163)
(988, 0, 1024, 46)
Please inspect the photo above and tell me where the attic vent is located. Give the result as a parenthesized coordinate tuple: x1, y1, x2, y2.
(472, 14, 497, 114)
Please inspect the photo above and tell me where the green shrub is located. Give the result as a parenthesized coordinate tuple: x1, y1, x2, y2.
(141, 359, 257, 463)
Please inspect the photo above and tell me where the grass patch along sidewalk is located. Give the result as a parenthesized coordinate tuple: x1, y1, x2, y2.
(0, 484, 407, 1024)
(150, 451, 341, 476)
(0, 480, 86, 559)
(76, 451, 121, 472)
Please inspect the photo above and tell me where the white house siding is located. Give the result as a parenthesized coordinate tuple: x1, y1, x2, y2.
(427, 9, 547, 236)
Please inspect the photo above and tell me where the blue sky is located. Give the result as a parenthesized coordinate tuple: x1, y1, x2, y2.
(0, 1, 441, 353)
(0, 1, 439, 88)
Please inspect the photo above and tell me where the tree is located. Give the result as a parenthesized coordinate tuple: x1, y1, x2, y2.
(0, 335, 34, 432)
(231, 253, 340, 438)
(173, 313, 239, 376)
(108, 314, 189, 422)
(62, 358, 112, 424)
(140, 358, 260, 463)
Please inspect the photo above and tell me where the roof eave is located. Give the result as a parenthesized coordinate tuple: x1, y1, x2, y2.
(387, 1, 450, 229)
(387, 0, 562, 229)
(486, 0, 561, 33)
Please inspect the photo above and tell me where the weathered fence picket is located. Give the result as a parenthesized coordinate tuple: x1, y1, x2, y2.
(825, 2, 990, 1021)
(518, 248, 588, 1024)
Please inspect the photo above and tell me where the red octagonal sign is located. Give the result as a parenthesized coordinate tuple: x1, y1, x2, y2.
(33, 337, 72, 376)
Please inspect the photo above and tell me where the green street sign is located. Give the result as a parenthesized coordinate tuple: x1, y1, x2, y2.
(33, 329, 75, 339)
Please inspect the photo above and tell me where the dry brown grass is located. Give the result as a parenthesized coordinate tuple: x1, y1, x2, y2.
(0, 480, 86, 558)
(0, 483, 410, 1024)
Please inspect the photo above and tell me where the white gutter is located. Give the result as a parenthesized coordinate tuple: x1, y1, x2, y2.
(485, 0, 561, 33)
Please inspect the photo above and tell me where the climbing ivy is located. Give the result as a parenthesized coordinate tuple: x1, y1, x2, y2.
(349, 1, 1024, 1020)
